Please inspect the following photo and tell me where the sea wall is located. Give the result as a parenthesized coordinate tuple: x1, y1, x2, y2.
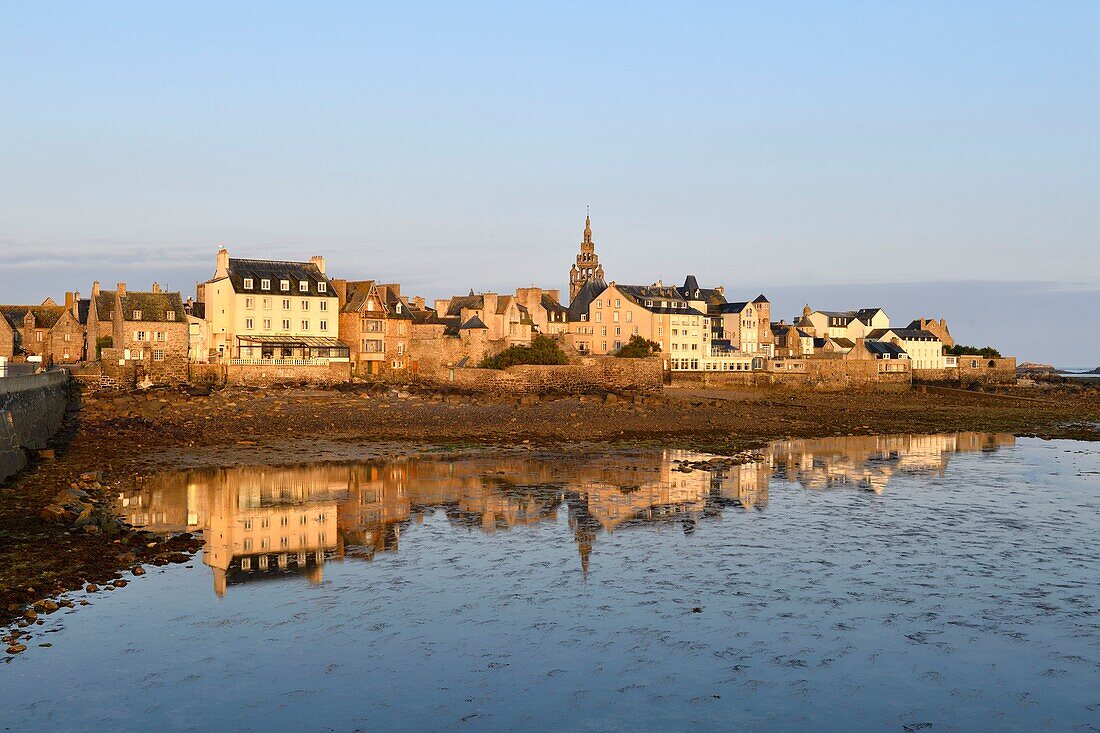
(425, 357, 664, 394)
(0, 370, 70, 483)
(189, 361, 353, 387)
(914, 357, 1017, 386)
(672, 359, 912, 391)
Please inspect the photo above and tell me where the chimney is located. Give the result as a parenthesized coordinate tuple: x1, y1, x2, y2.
(91, 281, 100, 298)
(482, 293, 498, 317)
(117, 282, 126, 295)
(411, 295, 425, 310)
(71, 290, 81, 315)
(309, 255, 326, 275)
(151, 282, 161, 294)
(215, 246, 229, 278)
(65, 291, 75, 309)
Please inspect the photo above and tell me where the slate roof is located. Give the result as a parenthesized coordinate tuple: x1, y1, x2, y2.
(817, 308, 885, 326)
(341, 280, 376, 313)
(616, 285, 705, 315)
(460, 315, 488, 330)
(866, 328, 890, 340)
(864, 341, 908, 358)
(76, 299, 91, 326)
(716, 301, 750, 314)
(753, 294, 770, 304)
(185, 301, 206, 319)
(567, 278, 608, 322)
(93, 291, 117, 322)
(119, 291, 187, 322)
(223, 258, 335, 296)
(540, 293, 568, 315)
(677, 275, 728, 308)
(0, 305, 65, 330)
(832, 337, 855, 349)
(886, 328, 939, 341)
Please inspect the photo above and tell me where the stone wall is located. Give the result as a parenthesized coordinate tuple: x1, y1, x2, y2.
(914, 357, 1017, 386)
(671, 359, 912, 391)
(0, 370, 70, 483)
(98, 345, 189, 387)
(426, 356, 664, 394)
(223, 361, 352, 387)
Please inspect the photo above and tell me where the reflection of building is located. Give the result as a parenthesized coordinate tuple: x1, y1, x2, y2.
(116, 433, 1015, 591)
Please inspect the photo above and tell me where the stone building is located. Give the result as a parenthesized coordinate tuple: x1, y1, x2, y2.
(433, 292, 533, 346)
(514, 287, 569, 335)
(569, 214, 606, 302)
(97, 282, 190, 383)
(866, 327, 946, 370)
(711, 295, 773, 357)
(0, 293, 87, 363)
(200, 248, 348, 364)
(907, 318, 953, 348)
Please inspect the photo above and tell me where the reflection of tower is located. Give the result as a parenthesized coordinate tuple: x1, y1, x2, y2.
(569, 214, 606, 301)
(565, 492, 598, 574)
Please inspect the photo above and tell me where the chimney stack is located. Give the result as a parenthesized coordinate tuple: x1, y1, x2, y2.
(151, 282, 161, 294)
(65, 291, 75, 309)
(309, 255, 326, 275)
(117, 282, 126, 295)
(91, 281, 100, 298)
(215, 246, 229, 278)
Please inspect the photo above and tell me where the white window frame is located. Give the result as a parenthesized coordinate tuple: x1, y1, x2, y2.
(243, 278, 254, 289)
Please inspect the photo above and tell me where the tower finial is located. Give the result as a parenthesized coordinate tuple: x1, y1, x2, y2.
(583, 210, 592, 243)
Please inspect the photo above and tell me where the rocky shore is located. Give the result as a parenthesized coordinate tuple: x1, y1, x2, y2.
(3, 379, 1099, 636)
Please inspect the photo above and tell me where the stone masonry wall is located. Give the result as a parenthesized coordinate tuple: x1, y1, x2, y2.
(224, 361, 353, 387)
(436, 356, 664, 394)
(0, 370, 70, 483)
(672, 359, 912, 391)
(914, 357, 1017, 386)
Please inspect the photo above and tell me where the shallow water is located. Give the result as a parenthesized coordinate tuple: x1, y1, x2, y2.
(3, 433, 1099, 732)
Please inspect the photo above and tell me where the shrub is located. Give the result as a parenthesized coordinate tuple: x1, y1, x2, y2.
(479, 334, 569, 369)
(95, 336, 113, 359)
(615, 335, 661, 358)
(948, 344, 1001, 358)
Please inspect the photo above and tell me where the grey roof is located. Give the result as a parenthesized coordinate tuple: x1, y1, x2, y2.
(677, 276, 727, 307)
(866, 328, 890, 340)
(459, 315, 487, 330)
(223, 258, 335, 297)
(716, 301, 750, 314)
(236, 335, 349, 348)
(119, 291, 186, 322)
(541, 293, 568, 315)
(832, 337, 855, 349)
(888, 328, 939, 341)
(340, 280, 376, 313)
(752, 293, 770, 304)
(865, 341, 907, 357)
(76, 299, 91, 325)
(618, 284, 706, 314)
(567, 278, 608, 321)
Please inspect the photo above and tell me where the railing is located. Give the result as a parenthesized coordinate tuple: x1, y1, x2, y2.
(229, 358, 332, 366)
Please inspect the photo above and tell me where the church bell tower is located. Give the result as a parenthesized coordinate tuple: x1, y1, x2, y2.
(569, 214, 605, 302)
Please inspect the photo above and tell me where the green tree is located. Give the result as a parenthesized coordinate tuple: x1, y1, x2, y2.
(615, 334, 661, 358)
(479, 334, 570, 369)
(948, 344, 1001, 358)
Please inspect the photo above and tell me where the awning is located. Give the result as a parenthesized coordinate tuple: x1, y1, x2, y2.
(237, 335, 348, 348)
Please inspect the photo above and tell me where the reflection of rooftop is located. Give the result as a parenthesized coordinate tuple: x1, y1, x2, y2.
(115, 433, 1014, 593)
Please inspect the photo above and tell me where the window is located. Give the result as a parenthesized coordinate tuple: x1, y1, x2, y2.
(318, 282, 327, 293)
(245, 297, 255, 309)
(299, 281, 308, 292)
(626, 311, 632, 323)
(155, 331, 165, 342)
(596, 300, 602, 309)
(135, 331, 147, 341)
(166, 310, 175, 321)
(319, 300, 327, 312)
(301, 320, 309, 330)
(282, 299, 291, 310)
(63, 333, 70, 342)
(645, 300, 653, 307)
(280, 280, 289, 291)
(615, 299, 620, 308)
(262, 318, 271, 330)
(244, 278, 253, 289)
(366, 300, 375, 312)
(280, 537, 289, 548)
(263, 298, 271, 310)
(261, 517, 270, 529)
(133, 310, 142, 320)
(320, 320, 328, 331)
(245, 318, 254, 329)
(301, 300, 309, 311)
(613, 311, 620, 322)
(243, 538, 253, 551)
(261, 279, 271, 290)
(281, 319, 290, 330)
(261, 537, 270, 549)
(614, 327, 621, 336)
(153, 349, 164, 361)
(595, 312, 602, 323)
(280, 516, 288, 527)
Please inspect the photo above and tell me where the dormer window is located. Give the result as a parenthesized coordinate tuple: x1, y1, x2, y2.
(261, 279, 271, 290)
(318, 282, 327, 293)
(166, 310, 175, 321)
(645, 300, 653, 307)
(395, 303, 402, 314)
(300, 281, 309, 292)
(243, 278, 254, 289)
(366, 300, 375, 311)
(133, 310, 142, 320)
(280, 280, 290, 291)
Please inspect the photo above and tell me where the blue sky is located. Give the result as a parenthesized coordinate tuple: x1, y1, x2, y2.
(1, 2, 1097, 364)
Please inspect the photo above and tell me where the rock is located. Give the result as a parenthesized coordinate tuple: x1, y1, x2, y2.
(33, 600, 59, 613)
(114, 579, 128, 588)
(6, 644, 27, 654)
(131, 566, 146, 576)
(23, 609, 37, 621)
(37, 448, 56, 460)
(85, 584, 99, 593)
(39, 504, 72, 523)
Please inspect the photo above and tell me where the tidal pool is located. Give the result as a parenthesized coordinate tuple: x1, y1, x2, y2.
(2, 433, 1099, 732)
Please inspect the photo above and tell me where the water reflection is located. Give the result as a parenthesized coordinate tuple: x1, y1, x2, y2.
(116, 432, 1013, 595)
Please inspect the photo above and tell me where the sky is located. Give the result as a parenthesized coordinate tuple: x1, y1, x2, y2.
(1, 1, 1097, 365)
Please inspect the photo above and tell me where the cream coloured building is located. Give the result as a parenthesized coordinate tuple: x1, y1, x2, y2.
(200, 248, 349, 363)
(867, 327, 946, 369)
(804, 307, 890, 341)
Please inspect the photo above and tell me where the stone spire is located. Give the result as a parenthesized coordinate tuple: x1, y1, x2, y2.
(570, 212, 605, 302)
